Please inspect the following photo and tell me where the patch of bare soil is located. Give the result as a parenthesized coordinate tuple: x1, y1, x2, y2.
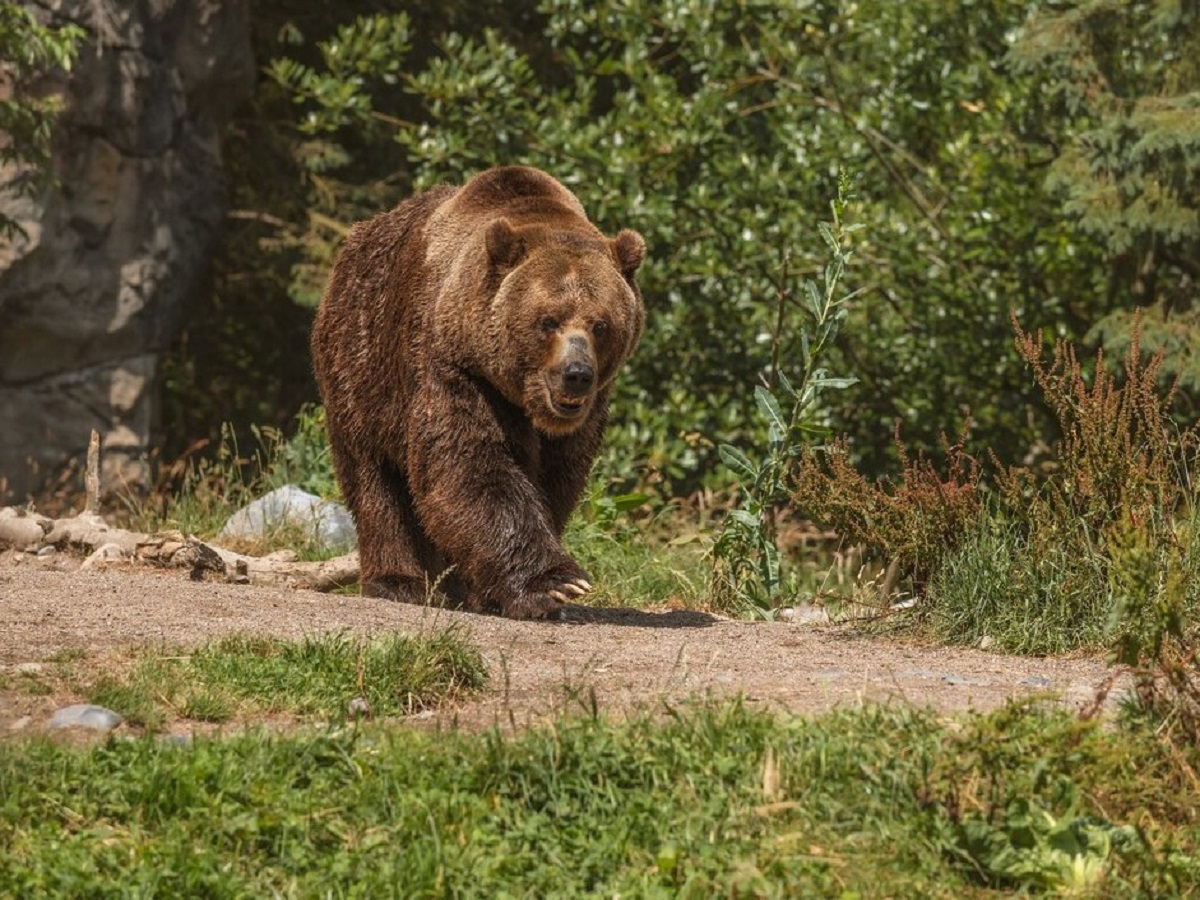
(0, 556, 1123, 735)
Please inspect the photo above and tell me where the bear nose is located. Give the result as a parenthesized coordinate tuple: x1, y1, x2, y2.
(562, 360, 594, 396)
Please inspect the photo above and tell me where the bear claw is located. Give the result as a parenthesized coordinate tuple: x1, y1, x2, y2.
(548, 579, 591, 603)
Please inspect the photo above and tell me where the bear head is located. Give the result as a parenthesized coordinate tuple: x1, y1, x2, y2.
(483, 218, 645, 436)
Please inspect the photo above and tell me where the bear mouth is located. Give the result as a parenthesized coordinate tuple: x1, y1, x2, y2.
(550, 395, 589, 418)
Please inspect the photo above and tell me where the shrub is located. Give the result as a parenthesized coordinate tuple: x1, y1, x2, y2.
(790, 426, 981, 599)
(927, 316, 1200, 659)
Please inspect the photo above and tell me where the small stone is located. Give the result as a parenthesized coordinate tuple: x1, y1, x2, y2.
(777, 603, 830, 625)
(1020, 675, 1052, 688)
(942, 674, 988, 686)
(50, 704, 123, 731)
(978, 635, 994, 650)
(890, 597, 919, 611)
(36, 545, 56, 558)
(81, 542, 127, 569)
(347, 696, 371, 718)
(14, 661, 45, 674)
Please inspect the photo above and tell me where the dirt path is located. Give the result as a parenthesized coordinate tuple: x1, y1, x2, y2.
(0, 558, 1123, 733)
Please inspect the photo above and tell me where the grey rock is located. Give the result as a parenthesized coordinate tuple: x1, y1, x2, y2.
(0, 0, 254, 497)
(50, 704, 124, 731)
(14, 662, 45, 674)
(220, 485, 357, 551)
(1019, 675, 1053, 688)
(347, 696, 371, 718)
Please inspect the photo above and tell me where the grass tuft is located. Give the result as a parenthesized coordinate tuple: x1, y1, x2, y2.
(928, 513, 1114, 654)
(81, 628, 486, 730)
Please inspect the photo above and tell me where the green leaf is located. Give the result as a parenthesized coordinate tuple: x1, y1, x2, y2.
(810, 375, 859, 390)
(610, 492, 652, 511)
(754, 386, 786, 442)
(719, 444, 758, 481)
(729, 508, 761, 529)
(817, 221, 838, 252)
(804, 280, 823, 319)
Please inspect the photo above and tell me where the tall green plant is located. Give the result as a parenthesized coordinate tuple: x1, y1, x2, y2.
(711, 173, 863, 613)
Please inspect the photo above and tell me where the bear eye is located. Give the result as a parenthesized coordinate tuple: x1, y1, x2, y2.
(593, 320, 609, 337)
(540, 316, 559, 334)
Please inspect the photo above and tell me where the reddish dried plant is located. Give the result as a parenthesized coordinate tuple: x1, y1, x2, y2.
(790, 423, 981, 591)
(1001, 311, 1196, 536)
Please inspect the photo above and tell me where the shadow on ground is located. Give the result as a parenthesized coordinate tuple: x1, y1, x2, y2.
(558, 605, 721, 628)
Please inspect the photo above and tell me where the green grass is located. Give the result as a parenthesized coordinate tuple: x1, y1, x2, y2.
(0, 700, 1196, 896)
(566, 520, 708, 609)
(927, 515, 1115, 655)
(80, 629, 487, 730)
(564, 488, 711, 609)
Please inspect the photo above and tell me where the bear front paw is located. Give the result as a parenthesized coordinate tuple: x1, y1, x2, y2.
(499, 568, 594, 620)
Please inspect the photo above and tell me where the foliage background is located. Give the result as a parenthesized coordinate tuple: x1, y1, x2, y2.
(153, 0, 1199, 497)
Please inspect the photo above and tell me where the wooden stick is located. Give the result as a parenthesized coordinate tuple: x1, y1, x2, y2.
(85, 429, 101, 515)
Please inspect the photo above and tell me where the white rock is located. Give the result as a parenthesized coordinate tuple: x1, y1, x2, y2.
(50, 704, 123, 731)
(220, 485, 357, 551)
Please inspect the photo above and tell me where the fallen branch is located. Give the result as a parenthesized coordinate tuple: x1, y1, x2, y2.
(0, 504, 360, 592)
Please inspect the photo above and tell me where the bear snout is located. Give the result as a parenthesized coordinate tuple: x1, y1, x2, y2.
(540, 332, 596, 423)
(562, 359, 594, 397)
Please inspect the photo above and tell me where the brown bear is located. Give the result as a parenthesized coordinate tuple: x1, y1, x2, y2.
(311, 166, 646, 620)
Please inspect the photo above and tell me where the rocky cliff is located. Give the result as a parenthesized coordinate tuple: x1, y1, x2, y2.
(0, 0, 254, 500)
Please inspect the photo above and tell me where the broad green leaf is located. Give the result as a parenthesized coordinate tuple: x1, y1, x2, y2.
(718, 444, 758, 481)
(755, 386, 786, 442)
(611, 492, 652, 511)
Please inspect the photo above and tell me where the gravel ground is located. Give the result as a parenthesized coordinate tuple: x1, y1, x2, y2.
(0, 557, 1124, 734)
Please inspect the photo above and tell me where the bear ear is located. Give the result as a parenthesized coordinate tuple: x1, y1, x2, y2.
(486, 218, 526, 271)
(611, 229, 645, 280)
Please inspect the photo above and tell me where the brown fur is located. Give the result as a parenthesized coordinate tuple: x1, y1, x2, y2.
(311, 166, 645, 619)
